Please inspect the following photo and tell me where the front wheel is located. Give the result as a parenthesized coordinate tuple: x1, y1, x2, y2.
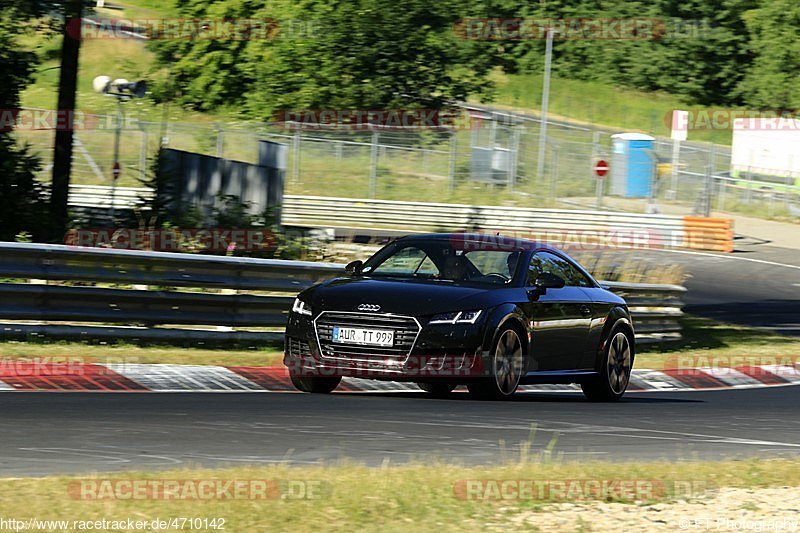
(290, 372, 342, 393)
(582, 327, 634, 402)
(468, 326, 524, 400)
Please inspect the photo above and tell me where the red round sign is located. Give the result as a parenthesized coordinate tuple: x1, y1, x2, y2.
(595, 160, 609, 177)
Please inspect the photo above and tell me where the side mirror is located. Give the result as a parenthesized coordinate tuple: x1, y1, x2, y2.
(534, 273, 565, 291)
(345, 260, 363, 275)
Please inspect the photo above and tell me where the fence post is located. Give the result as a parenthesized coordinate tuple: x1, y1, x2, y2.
(292, 131, 301, 183)
(508, 125, 519, 191)
(215, 123, 224, 158)
(668, 138, 680, 200)
(369, 131, 379, 198)
(139, 128, 148, 182)
(550, 143, 558, 204)
(448, 131, 457, 192)
(698, 144, 715, 217)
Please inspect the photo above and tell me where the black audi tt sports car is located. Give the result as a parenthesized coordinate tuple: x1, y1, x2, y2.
(284, 233, 634, 400)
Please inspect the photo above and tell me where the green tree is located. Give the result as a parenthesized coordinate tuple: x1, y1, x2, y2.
(0, 1, 49, 241)
(149, 0, 498, 117)
(737, 0, 800, 111)
(508, 0, 756, 106)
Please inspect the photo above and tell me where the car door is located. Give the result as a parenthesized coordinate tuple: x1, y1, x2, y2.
(522, 251, 594, 371)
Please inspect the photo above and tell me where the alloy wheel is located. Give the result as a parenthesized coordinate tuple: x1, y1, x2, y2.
(607, 332, 632, 395)
(494, 329, 523, 396)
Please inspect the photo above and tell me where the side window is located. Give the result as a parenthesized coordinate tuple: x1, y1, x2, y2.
(528, 252, 593, 288)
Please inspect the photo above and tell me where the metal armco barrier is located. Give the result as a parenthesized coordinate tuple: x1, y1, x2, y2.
(281, 195, 735, 252)
(0, 243, 684, 345)
(67, 184, 154, 210)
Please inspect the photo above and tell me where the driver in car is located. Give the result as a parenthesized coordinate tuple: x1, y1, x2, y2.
(506, 251, 520, 279)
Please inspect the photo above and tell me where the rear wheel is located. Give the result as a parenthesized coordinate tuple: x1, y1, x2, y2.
(290, 372, 342, 393)
(582, 327, 633, 402)
(417, 382, 457, 397)
(468, 327, 524, 400)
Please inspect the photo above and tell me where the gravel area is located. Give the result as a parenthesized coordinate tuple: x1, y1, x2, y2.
(507, 487, 800, 532)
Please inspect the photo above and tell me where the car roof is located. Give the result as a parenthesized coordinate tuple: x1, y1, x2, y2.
(396, 232, 560, 253)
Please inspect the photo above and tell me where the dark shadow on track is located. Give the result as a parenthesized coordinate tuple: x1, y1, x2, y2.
(334, 391, 704, 403)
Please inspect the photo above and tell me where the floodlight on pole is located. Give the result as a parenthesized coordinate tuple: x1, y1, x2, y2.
(92, 75, 147, 220)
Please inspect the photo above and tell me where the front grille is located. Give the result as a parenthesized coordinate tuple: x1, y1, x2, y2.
(314, 312, 420, 362)
(286, 337, 312, 358)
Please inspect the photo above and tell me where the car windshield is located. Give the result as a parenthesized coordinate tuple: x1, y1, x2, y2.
(361, 239, 524, 286)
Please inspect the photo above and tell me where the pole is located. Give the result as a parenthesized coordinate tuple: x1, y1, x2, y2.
(536, 27, 553, 184)
(110, 97, 123, 221)
(50, 0, 83, 241)
(592, 131, 603, 208)
(669, 138, 680, 200)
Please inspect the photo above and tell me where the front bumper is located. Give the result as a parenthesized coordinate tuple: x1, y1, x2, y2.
(284, 312, 490, 382)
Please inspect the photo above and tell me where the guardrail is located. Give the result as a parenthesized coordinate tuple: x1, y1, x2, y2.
(0, 243, 684, 345)
(282, 195, 734, 252)
(64, 187, 735, 253)
(67, 184, 153, 210)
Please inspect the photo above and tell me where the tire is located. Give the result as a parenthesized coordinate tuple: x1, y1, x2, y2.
(417, 382, 457, 397)
(468, 326, 524, 400)
(290, 372, 342, 393)
(582, 326, 634, 402)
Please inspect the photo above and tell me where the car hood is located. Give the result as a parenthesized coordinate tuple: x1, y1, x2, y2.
(304, 276, 511, 317)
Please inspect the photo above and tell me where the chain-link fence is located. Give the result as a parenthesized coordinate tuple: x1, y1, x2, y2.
(15, 107, 800, 220)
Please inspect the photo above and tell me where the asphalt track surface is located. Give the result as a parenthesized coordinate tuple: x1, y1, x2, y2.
(619, 244, 800, 335)
(2, 385, 800, 476)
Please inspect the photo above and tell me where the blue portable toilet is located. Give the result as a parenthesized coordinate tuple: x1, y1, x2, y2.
(610, 133, 656, 197)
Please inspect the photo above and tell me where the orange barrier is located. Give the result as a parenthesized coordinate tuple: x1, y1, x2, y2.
(683, 216, 734, 253)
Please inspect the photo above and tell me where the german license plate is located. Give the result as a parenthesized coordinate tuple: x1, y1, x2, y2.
(332, 326, 394, 347)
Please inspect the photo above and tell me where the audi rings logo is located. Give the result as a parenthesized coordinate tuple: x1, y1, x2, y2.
(357, 304, 381, 312)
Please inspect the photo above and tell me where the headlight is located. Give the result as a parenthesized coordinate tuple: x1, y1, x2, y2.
(292, 297, 313, 316)
(429, 310, 482, 324)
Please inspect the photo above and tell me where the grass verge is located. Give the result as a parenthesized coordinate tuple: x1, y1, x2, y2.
(0, 341, 283, 367)
(0, 458, 797, 531)
(636, 315, 800, 369)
